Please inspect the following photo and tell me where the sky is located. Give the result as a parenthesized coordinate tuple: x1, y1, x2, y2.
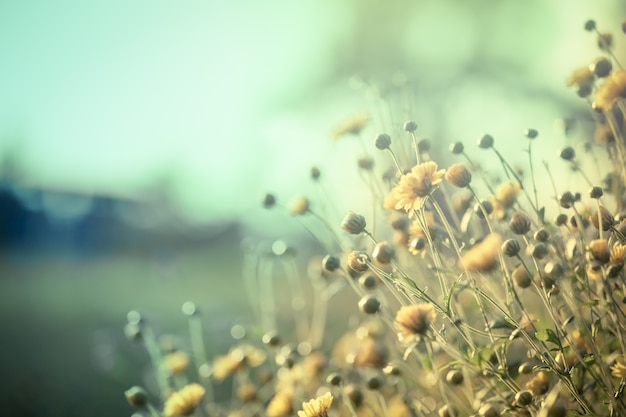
(0, 0, 624, 234)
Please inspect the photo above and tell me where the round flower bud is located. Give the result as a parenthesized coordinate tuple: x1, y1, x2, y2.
(474, 200, 493, 218)
(555, 213, 568, 226)
(509, 212, 531, 235)
(445, 369, 464, 385)
(528, 242, 548, 260)
(372, 241, 394, 264)
(584, 20, 596, 31)
(449, 141, 464, 154)
(590, 57, 612, 78)
(577, 83, 592, 98)
(310, 166, 321, 180)
(445, 163, 472, 188)
(262, 193, 276, 209)
(589, 186, 603, 199)
(358, 295, 381, 314)
(515, 390, 533, 406)
(524, 128, 538, 139)
(559, 146, 575, 161)
(344, 384, 363, 407)
(359, 274, 377, 289)
(501, 239, 521, 257)
(322, 254, 340, 271)
(478, 134, 494, 149)
(366, 375, 382, 390)
(347, 251, 370, 273)
(326, 372, 341, 386)
(383, 363, 401, 376)
(409, 236, 426, 252)
(544, 261, 564, 279)
(403, 120, 418, 132)
(533, 228, 549, 242)
(124, 323, 143, 342)
(125, 386, 149, 408)
(512, 264, 532, 288)
(590, 205, 614, 231)
(390, 215, 408, 230)
(558, 191, 575, 209)
(417, 139, 431, 153)
(518, 362, 533, 374)
(341, 211, 367, 234)
(182, 301, 198, 316)
(374, 133, 392, 150)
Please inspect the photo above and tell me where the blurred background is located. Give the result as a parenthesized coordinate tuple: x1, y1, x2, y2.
(1, 1, 625, 416)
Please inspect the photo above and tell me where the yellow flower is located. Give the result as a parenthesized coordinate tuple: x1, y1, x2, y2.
(612, 356, 626, 378)
(489, 180, 520, 220)
(267, 390, 293, 417)
(297, 392, 333, 417)
(566, 66, 595, 91)
(389, 162, 445, 215)
(161, 351, 190, 375)
(163, 383, 205, 417)
(394, 304, 436, 342)
(212, 344, 267, 381)
(595, 69, 626, 112)
(458, 233, 502, 272)
(330, 112, 370, 140)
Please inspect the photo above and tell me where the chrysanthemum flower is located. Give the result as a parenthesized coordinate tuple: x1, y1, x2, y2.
(458, 233, 502, 272)
(388, 161, 445, 215)
(394, 304, 436, 341)
(163, 383, 205, 417)
(594, 69, 626, 112)
(161, 351, 190, 375)
(611, 356, 626, 378)
(489, 181, 521, 219)
(330, 112, 370, 140)
(267, 390, 293, 417)
(212, 344, 267, 381)
(297, 392, 333, 417)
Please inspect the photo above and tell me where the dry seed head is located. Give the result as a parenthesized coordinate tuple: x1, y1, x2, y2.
(349, 335, 389, 368)
(501, 239, 521, 257)
(477, 133, 494, 149)
(372, 241, 394, 264)
(445, 163, 472, 188)
(588, 239, 610, 263)
(590, 205, 613, 230)
(390, 214, 408, 230)
(341, 211, 367, 234)
(590, 57, 612, 78)
(358, 295, 381, 314)
(509, 212, 531, 235)
(449, 141, 464, 154)
(512, 264, 532, 288)
(478, 404, 498, 417)
(566, 66, 595, 97)
(374, 133, 391, 150)
(347, 251, 370, 273)
(403, 120, 418, 132)
(262, 331, 281, 347)
(544, 261, 564, 279)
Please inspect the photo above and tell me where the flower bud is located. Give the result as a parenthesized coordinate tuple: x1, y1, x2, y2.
(310, 166, 321, 180)
(559, 146, 575, 161)
(478, 134, 494, 149)
(445, 163, 472, 188)
(359, 274, 377, 289)
(326, 372, 341, 386)
(515, 390, 533, 406)
(289, 196, 309, 215)
(524, 128, 538, 139)
(509, 212, 531, 235)
(558, 191, 575, 209)
(341, 211, 367, 234)
(534, 228, 549, 242)
(512, 264, 532, 288)
(417, 139, 431, 153)
(347, 251, 370, 273)
(589, 186, 603, 199)
(372, 241, 394, 264)
(403, 120, 418, 132)
(358, 295, 381, 314)
(262, 193, 276, 209)
(590, 57, 612, 78)
(374, 133, 391, 150)
(322, 254, 340, 271)
(366, 375, 382, 390)
(501, 239, 521, 257)
(445, 369, 464, 385)
(125, 386, 149, 408)
(449, 141, 464, 154)
(528, 242, 548, 260)
(584, 20, 596, 31)
(588, 239, 610, 263)
(590, 205, 614, 231)
(555, 213, 568, 226)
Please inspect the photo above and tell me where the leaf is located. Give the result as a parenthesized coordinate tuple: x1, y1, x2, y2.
(535, 328, 561, 346)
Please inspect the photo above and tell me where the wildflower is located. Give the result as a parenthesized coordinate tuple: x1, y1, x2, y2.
(445, 163, 472, 188)
(403, 120, 418, 132)
(501, 239, 520, 257)
(477, 134, 494, 149)
(449, 141, 464, 154)
(515, 390, 533, 407)
(388, 161, 446, 215)
(330, 112, 370, 140)
(163, 383, 205, 417)
(559, 146, 576, 161)
(347, 251, 370, 273)
(490, 181, 520, 219)
(458, 233, 502, 272)
(589, 205, 613, 230)
(372, 241, 394, 264)
(594, 69, 626, 112)
(394, 303, 436, 341)
(267, 391, 293, 417)
(125, 386, 149, 408)
(358, 295, 381, 315)
(588, 239, 610, 264)
(512, 264, 532, 288)
(161, 351, 190, 375)
(566, 66, 595, 97)
(341, 211, 367, 234)
(509, 212, 531, 235)
(297, 392, 333, 417)
(526, 371, 549, 395)
(374, 133, 392, 150)
(611, 356, 626, 378)
(610, 244, 626, 264)
(590, 57, 612, 78)
(212, 345, 267, 381)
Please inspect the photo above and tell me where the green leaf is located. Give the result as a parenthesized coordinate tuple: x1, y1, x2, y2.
(535, 328, 561, 346)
